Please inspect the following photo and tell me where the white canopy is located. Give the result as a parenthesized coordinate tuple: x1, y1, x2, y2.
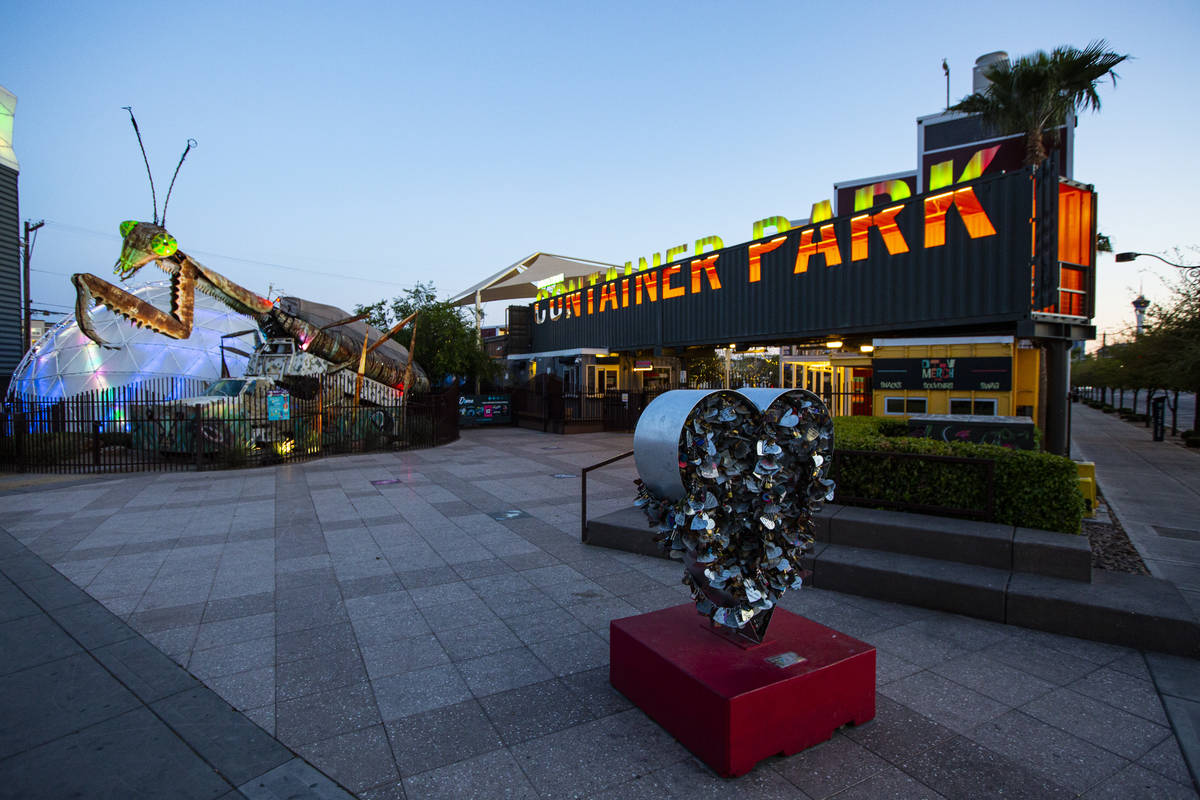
(447, 252, 620, 308)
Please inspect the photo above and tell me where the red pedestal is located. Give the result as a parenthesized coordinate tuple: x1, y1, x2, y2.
(610, 603, 876, 777)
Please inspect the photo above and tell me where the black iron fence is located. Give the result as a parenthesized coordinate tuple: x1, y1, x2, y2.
(1, 376, 459, 474)
(512, 381, 870, 433)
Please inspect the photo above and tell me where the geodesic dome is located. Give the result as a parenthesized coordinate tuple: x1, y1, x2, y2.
(6, 280, 261, 401)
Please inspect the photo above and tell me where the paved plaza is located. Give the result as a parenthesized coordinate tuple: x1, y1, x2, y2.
(1, 421, 1198, 798)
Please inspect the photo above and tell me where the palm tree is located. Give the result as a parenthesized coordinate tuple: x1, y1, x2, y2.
(950, 41, 1130, 166)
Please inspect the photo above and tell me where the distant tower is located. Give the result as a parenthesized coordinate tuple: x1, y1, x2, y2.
(1132, 294, 1150, 336)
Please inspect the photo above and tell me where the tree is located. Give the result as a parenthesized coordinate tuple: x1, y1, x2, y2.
(682, 349, 724, 388)
(1143, 268, 1200, 430)
(950, 41, 1129, 166)
(356, 283, 497, 390)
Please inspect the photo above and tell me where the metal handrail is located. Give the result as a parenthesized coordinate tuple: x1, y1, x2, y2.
(580, 449, 634, 542)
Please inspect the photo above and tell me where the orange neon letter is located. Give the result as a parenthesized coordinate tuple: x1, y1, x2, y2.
(635, 272, 658, 304)
(621, 278, 629, 307)
(586, 287, 594, 314)
(689, 255, 721, 294)
(565, 292, 581, 318)
(598, 283, 619, 312)
(662, 265, 685, 299)
(924, 188, 997, 248)
(794, 225, 842, 273)
(850, 205, 909, 261)
(748, 236, 786, 282)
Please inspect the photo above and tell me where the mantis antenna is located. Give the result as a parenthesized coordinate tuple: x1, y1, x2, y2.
(122, 106, 158, 225)
(161, 139, 197, 226)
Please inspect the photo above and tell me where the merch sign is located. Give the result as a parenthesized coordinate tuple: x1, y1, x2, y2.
(872, 357, 1012, 392)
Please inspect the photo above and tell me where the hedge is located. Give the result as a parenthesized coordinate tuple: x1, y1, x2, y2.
(831, 416, 1084, 534)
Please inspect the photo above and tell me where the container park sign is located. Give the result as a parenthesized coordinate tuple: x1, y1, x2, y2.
(458, 394, 512, 426)
(528, 165, 1089, 354)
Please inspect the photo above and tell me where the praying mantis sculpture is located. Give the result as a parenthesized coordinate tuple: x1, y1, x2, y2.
(72, 109, 426, 394)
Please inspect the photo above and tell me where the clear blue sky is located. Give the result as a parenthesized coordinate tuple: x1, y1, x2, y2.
(6, 0, 1198, 343)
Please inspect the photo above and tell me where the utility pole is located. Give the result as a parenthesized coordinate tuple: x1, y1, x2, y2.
(942, 59, 950, 110)
(22, 219, 44, 353)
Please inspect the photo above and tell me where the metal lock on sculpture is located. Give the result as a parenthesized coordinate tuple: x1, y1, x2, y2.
(633, 388, 835, 639)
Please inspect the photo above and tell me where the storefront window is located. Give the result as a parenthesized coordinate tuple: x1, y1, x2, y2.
(587, 365, 618, 395)
(884, 397, 927, 415)
(950, 398, 997, 416)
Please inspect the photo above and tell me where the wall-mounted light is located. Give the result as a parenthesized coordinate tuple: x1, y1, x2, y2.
(860, 344, 875, 353)
(826, 340, 844, 349)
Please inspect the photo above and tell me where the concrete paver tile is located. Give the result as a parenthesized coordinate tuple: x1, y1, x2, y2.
(402, 748, 537, 800)
(0, 651, 142, 759)
(929, 651, 1058, 707)
(0, 707, 234, 800)
(276, 646, 366, 701)
(879, 671, 1011, 735)
(1021, 687, 1172, 760)
(208, 664, 276, 711)
(1077, 763, 1198, 799)
(372, 663, 472, 722)
(509, 709, 689, 798)
(772, 732, 890, 798)
(275, 681, 382, 746)
(385, 698, 503, 777)
(457, 646, 554, 698)
(0, 612, 81, 676)
(296, 724, 399, 793)
(900, 735, 1074, 799)
(966, 709, 1129, 793)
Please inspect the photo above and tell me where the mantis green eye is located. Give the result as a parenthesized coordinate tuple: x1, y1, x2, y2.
(150, 233, 177, 257)
(120, 220, 138, 237)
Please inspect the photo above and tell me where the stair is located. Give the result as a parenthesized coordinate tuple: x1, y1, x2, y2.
(585, 503, 1200, 657)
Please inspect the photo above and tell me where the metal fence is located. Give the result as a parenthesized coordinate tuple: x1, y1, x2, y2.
(512, 381, 870, 433)
(1, 377, 459, 474)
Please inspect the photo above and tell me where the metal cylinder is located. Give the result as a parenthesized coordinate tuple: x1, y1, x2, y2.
(633, 389, 751, 500)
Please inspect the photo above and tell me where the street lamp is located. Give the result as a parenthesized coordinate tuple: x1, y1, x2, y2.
(1114, 252, 1200, 281)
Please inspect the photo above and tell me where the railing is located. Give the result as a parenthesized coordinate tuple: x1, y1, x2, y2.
(580, 449, 634, 542)
(514, 382, 872, 434)
(1, 378, 459, 474)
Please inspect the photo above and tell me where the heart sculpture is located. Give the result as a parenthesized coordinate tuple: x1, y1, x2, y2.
(633, 389, 834, 638)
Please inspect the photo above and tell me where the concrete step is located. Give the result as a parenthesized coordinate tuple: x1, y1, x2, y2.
(584, 507, 1200, 657)
(817, 505, 1092, 582)
(807, 542, 1009, 622)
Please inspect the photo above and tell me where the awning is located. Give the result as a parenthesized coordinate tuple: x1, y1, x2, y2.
(447, 252, 621, 307)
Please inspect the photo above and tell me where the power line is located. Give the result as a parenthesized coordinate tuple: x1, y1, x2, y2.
(39, 219, 416, 287)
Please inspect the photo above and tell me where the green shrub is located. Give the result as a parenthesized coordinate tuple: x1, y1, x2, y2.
(832, 417, 1084, 534)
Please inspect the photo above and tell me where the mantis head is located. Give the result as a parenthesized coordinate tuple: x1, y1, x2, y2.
(115, 220, 178, 280)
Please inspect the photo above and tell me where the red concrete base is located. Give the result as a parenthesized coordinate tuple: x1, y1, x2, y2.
(610, 603, 876, 777)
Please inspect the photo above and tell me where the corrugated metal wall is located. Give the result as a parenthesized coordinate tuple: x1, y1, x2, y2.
(0, 165, 20, 393)
(531, 169, 1038, 353)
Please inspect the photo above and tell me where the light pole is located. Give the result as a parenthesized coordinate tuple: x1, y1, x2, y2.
(1115, 251, 1200, 282)
(21, 219, 45, 353)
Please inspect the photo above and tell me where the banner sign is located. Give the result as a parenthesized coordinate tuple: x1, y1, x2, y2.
(871, 357, 1012, 391)
(267, 390, 290, 421)
(529, 169, 1041, 354)
(458, 394, 512, 426)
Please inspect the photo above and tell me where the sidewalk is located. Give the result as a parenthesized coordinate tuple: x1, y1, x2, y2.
(0, 426, 1197, 798)
(1069, 403, 1200, 616)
